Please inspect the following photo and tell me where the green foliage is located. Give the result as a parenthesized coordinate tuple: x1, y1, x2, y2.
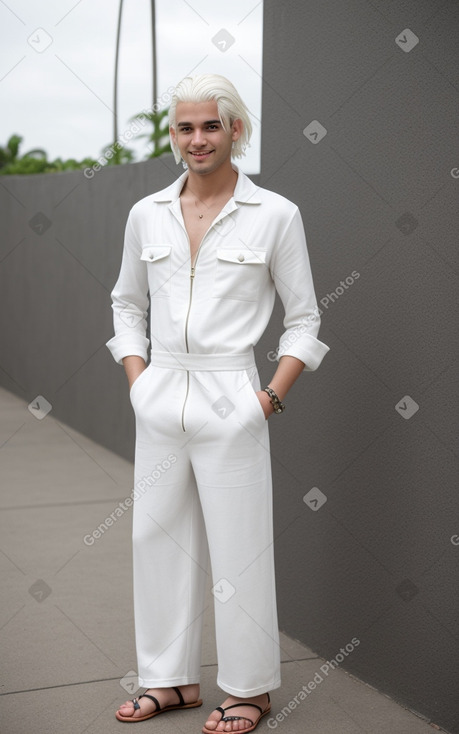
(0, 134, 98, 175)
(0, 135, 49, 173)
(0, 106, 172, 175)
(0, 134, 22, 166)
(102, 143, 135, 166)
(130, 107, 172, 158)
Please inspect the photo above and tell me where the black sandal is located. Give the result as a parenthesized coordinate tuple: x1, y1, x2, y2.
(202, 693, 271, 734)
(115, 685, 203, 722)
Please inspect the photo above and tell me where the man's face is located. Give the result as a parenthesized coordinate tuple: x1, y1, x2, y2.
(171, 100, 241, 176)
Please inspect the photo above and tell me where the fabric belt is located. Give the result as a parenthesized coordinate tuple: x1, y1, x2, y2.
(149, 350, 255, 371)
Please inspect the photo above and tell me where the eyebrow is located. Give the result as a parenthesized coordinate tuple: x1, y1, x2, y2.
(177, 119, 221, 127)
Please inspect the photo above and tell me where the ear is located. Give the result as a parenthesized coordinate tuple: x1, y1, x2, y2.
(231, 118, 243, 142)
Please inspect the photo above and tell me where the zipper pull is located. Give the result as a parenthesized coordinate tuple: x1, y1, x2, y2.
(190, 267, 195, 279)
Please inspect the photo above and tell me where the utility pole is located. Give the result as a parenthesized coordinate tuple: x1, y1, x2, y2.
(151, 0, 158, 155)
(113, 0, 124, 144)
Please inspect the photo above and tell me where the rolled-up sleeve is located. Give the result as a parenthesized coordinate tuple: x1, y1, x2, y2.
(270, 207, 329, 371)
(106, 212, 150, 365)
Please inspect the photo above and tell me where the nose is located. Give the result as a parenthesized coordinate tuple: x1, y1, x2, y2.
(191, 128, 206, 147)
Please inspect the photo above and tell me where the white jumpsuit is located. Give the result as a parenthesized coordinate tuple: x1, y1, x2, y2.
(106, 166, 329, 696)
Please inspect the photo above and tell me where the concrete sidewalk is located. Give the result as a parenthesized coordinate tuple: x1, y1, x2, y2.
(0, 387, 444, 733)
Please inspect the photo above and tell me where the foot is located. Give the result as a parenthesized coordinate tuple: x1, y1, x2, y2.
(117, 683, 200, 719)
(204, 693, 270, 732)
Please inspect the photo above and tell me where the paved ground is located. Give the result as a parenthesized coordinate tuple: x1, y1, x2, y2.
(0, 386, 445, 733)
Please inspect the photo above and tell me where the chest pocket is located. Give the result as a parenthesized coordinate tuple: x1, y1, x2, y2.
(140, 245, 172, 298)
(212, 249, 267, 302)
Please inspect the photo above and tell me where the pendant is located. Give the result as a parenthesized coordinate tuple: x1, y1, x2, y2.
(199, 214, 203, 219)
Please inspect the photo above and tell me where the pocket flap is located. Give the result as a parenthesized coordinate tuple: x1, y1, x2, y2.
(216, 249, 267, 265)
(140, 245, 172, 262)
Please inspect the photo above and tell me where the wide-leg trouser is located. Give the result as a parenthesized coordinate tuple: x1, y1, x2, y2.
(129, 351, 281, 697)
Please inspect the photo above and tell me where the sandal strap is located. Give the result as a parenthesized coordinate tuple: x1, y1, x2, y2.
(172, 686, 185, 707)
(137, 693, 161, 711)
(222, 714, 255, 725)
(221, 701, 263, 725)
(132, 687, 187, 714)
(224, 702, 263, 716)
(216, 694, 270, 725)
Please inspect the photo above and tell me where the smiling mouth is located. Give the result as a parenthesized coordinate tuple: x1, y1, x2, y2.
(190, 150, 214, 158)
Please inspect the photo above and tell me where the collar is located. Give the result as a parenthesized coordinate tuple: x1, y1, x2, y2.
(151, 164, 262, 206)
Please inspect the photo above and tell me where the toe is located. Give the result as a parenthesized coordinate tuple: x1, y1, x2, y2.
(205, 709, 231, 731)
(204, 711, 219, 730)
(234, 719, 249, 731)
(118, 701, 134, 713)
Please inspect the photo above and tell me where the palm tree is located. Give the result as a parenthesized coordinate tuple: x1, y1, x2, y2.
(130, 108, 171, 158)
(0, 134, 22, 168)
(0, 135, 47, 171)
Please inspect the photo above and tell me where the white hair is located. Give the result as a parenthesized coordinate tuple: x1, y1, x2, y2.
(169, 74, 252, 164)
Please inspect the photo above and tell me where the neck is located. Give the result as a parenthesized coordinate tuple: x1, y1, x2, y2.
(185, 159, 238, 201)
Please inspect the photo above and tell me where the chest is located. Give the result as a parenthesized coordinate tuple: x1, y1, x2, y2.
(180, 194, 236, 264)
(181, 204, 210, 264)
(139, 202, 275, 301)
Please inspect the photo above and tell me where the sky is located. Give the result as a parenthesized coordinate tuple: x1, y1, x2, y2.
(0, 0, 263, 173)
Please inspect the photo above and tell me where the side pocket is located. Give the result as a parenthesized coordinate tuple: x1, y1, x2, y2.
(243, 370, 267, 423)
(129, 364, 151, 401)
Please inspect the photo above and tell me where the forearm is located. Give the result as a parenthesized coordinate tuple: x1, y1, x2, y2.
(267, 355, 305, 400)
(256, 355, 305, 417)
(122, 355, 147, 389)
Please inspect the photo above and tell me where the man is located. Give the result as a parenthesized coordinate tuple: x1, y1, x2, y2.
(107, 74, 329, 733)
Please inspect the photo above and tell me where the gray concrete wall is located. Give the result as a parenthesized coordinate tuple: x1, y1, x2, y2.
(259, 2, 458, 732)
(0, 156, 188, 456)
(0, 2, 457, 731)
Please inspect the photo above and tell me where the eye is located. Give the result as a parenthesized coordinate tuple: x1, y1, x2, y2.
(207, 124, 219, 130)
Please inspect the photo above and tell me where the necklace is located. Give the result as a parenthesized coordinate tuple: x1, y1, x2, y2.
(194, 200, 205, 219)
(193, 196, 229, 220)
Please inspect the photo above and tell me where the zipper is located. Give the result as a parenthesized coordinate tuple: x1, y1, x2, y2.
(181, 265, 195, 431)
(180, 213, 224, 431)
(184, 265, 196, 353)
